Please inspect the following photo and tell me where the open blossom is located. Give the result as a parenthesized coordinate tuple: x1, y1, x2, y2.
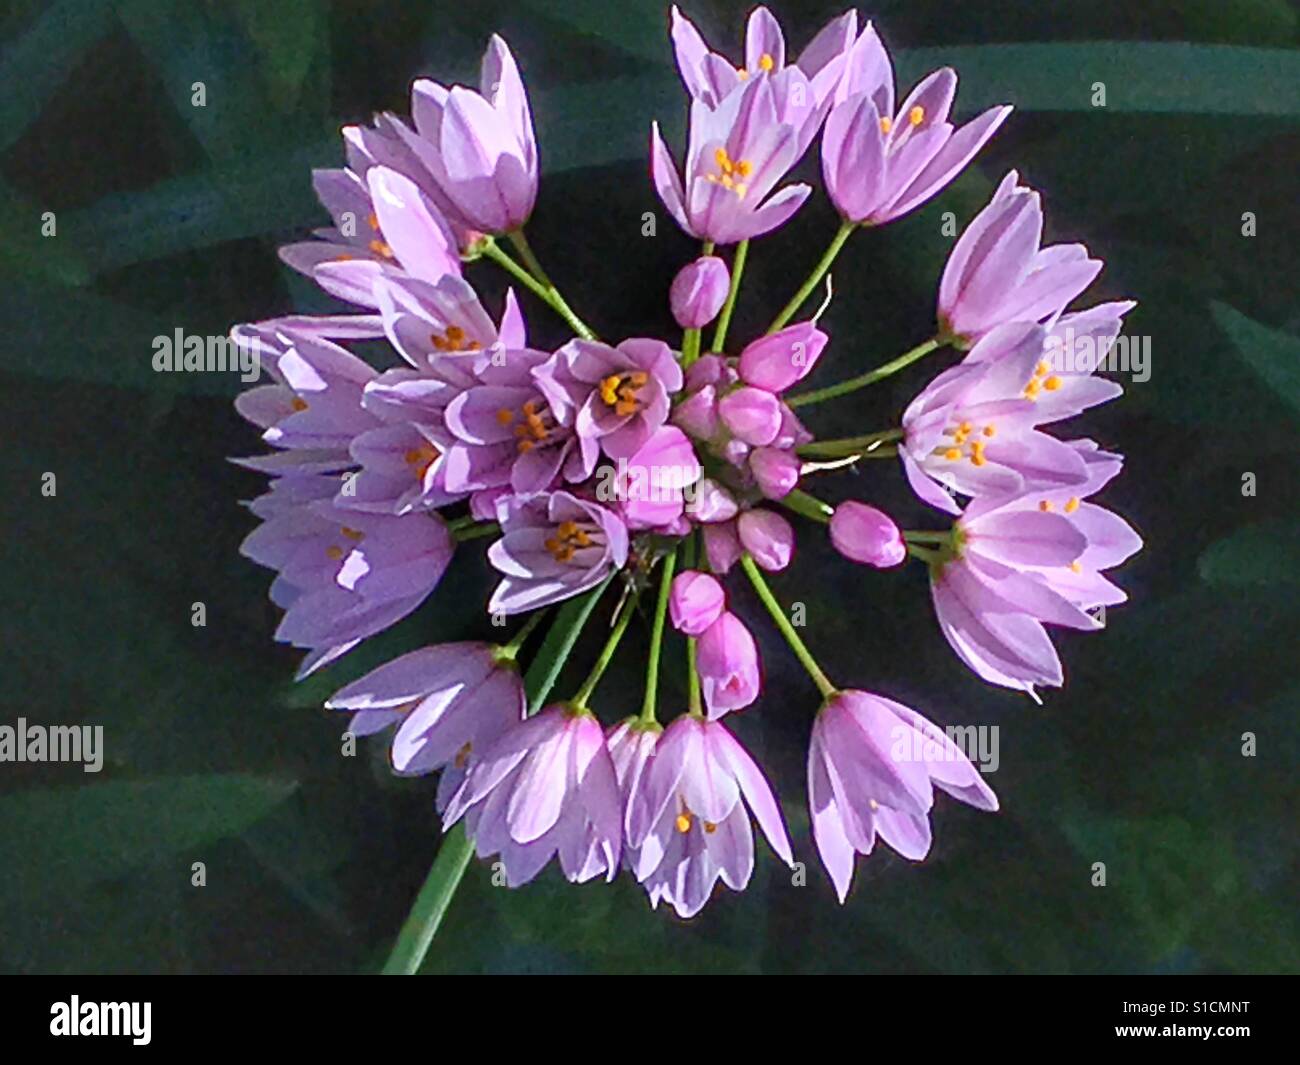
(901, 322, 1098, 514)
(696, 611, 762, 716)
(400, 35, 538, 235)
(610, 426, 703, 530)
(652, 69, 813, 246)
(487, 491, 628, 614)
(326, 642, 524, 809)
(938, 171, 1103, 346)
(669, 5, 855, 149)
(822, 24, 1010, 227)
(627, 715, 793, 917)
(444, 706, 622, 886)
(929, 441, 1141, 695)
(809, 691, 997, 901)
(280, 165, 463, 309)
(241, 486, 455, 677)
(535, 338, 683, 460)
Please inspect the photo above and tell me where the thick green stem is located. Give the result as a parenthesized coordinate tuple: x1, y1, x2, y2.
(380, 578, 611, 975)
(767, 220, 856, 334)
(498, 610, 546, 660)
(709, 240, 748, 353)
(797, 428, 903, 459)
(684, 533, 703, 716)
(571, 590, 636, 708)
(780, 487, 834, 524)
(681, 327, 702, 368)
(787, 337, 942, 408)
(740, 555, 837, 698)
(640, 549, 677, 723)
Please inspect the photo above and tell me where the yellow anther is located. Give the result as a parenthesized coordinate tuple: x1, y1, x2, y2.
(983, 425, 996, 437)
(1069, 561, 1083, 574)
(704, 821, 718, 834)
(326, 545, 343, 561)
(735, 160, 753, 178)
(545, 520, 592, 562)
(714, 147, 733, 173)
(1043, 376, 1062, 391)
(758, 53, 775, 72)
(340, 526, 365, 541)
(290, 397, 308, 412)
(737, 68, 750, 80)
(1039, 500, 1053, 512)
(403, 442, 440, 476)
(367, 212, 380, 230)
(599, 375, 621, 405)
(909, 106, 925, 126)
(675, 813, 693, 834)
(879, 116, 893, 134)
(1024, 378, 1041, 398)
(368, 238, 394, 259)
(454, 742, 472, 770)
(944, 447, 962, 461)
(959, 421, 973, 434)
(1035, 360, 1050, 377)
(496, 408, 514, 425)
(1065, 497, 1080, 514)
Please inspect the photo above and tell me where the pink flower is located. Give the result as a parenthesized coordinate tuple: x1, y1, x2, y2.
(670, 570, 726, 636)
(610, 426, 703, 530)
(939, 171, 1103, 346)
(696, 611, 762, 717)
(627, 715, 793, 918)
(404, 35, 538, 234)
(822, 25, 1010, 226)
(748, 446, 801, 500)
(487, 491, 629, 614)
(326, 642, 524, 810)
(809, 690, 997, 901)
(445, 706, 622, 886)
(670, 255, 731, 328)
(718, 385, 783, 446)
(738, 508, 795, 571)
(737, 321, 827, 393)
(651, 71, 813, 246)
(829, 502, 905, 567)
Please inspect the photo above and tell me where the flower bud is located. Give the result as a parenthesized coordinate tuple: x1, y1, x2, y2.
(670, 570, 726, 635)
(829, 502, 906, 568)
(702, 521, 742, 574)
(738, 322, 827, 393)
(718, 386, 782, 446)
(672, 385, 719, 440)
(738, 508, 795, 571)
(686, 477, 739, 523)
(670, 255, 730, 329)
(749, 447, 801, 500)
(696, 611, 761, 717)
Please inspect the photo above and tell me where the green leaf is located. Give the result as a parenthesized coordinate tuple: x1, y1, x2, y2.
(895, 43, 1300, 115)
(232, 0, 328, 114)
(1199, 520, 1300, 586)
(0, 775, 296, 905)
(1209, 301, 1300, 415)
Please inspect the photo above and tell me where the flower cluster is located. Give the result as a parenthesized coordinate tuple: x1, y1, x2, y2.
(233, 6, 1140, 919)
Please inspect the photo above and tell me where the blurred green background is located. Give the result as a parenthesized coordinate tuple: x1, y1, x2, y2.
(2, 0, 1297, 973)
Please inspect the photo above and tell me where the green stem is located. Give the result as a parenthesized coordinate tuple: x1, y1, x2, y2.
(767, 220, 856, 334)
(902, 530, 951, 544)
(684, 533, 703, 716)
(780, 487, 834, 524)
(452, 521, 500, 542)
(380, 827, 474, 975)
(906, 544, 941, 565)
(681, 327, 702, 368)
(740, 555, 837, 698)
(481, 240, 554, 306)
(499, 610, 547, 660)
(640, 549, 677, 723)
(787, 337, 942, 408)
(797, 428, 903, 459)
(508, 230, 596, 340)
(571, 589, 636, 708)
(380, 579, 610, 975)
(709, 239, 748, 353)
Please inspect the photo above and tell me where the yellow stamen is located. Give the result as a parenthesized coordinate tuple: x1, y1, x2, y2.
(908, 105, 924, 126)
(879, 116, 892, 134)
(675, 813, 693, 834)
(1064, 497, 1080, 514)
(326, 545, 343, 561)
(368, 238, 394, 259)
(983, 425, 996, 437)
(1043, 375, 1062, 391)
(1024, 378, 1041, 398)
(1070, 561, 1083, 574)
(944, 447, 962, 461)
(758, 53, 775, 72)
(496, 408, 514, 425)
(1039, 500, 1053, 512)
(340, 526, 365, 541)
(704, 821, 718, 834)
(367, 212, 380, 230)
(454, 742, 472, 769)
(1035, 360, 1050, 377)
(290, 397, 308, 412)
